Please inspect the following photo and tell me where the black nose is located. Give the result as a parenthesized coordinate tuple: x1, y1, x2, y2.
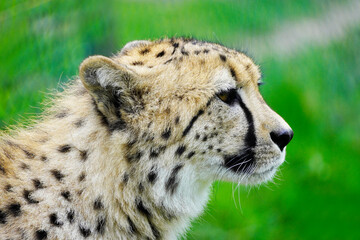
(270, 129, 294, 151)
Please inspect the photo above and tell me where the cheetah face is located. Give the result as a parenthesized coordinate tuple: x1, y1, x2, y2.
(186, 69, 293, 185)
(79, 39, 293, 187)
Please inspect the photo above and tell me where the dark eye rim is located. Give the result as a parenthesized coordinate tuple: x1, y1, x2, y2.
(216, 88, 238, 105)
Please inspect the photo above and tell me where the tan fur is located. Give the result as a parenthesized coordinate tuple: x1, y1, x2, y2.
(0, 38, 292, 239)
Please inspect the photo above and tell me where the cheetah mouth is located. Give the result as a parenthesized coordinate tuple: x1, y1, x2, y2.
(250, 153, 285, 178)
(223, 148, 256, 173)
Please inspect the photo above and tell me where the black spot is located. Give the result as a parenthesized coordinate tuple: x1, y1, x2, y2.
(61, 191, 71, 201)
(182, 109, 204, 137)
(149, 221, 161, 239)
(161, 128, 171, 140)
(96, 216, 106, 234)
(127, 216, 138, 234)
(202, 136, 208, 142)
(156, 50, 165, 58)
(35, 230, 47, 240)
(67, 210, 75, 223)
(123, 172, 129, 184)
(230, 67, 236, 80)
(0, 164, 5, 174)
(74, 119, 84, 128)
(23, 190, 39, 204)
(138, 182, 144, 193)
(41, 156, 47, 162)
(79, 225, 91, 238)
(195, 134, 200, 140)
(58, 144, 71, 153)
(51, 169, 64, 181)
(33, 179, 45, 189)
(55, 111, 68, 119)
(8, 203, 21, 217)
(78, 172, 85, 182)
(217, 148, 222, 153)
(172, 43, 179, 54)
(187, 151, 195, 159)
(149, 146, 166, 159)
(94, 197, 104, 210)
(175, 116, 180, 125)
(203, 49, 209, 54)
(175, 145, 186, 157)
(140, 48, 150, 55)
(22, 149, 35, 159)
(136, 198, 151, 218)
(126, 151, 143, 163)
(80, 150, 88, 161)
(181, 47, 189, 56)
(0, 210, 7, 224)
(5, 184, 12, 192)
(165, 164, 183, 195)
(147, 169, 157, 184)
(49, 213, 63, 227)
(164, 58, 172, 64)
(194, 50, 201, 55)
(20, 162, 30, 170)
(132, 61, 144, 66)
(219, 54, 227, 62)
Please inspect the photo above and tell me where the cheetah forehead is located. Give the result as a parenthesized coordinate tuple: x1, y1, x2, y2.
(113, 38, 262, 91)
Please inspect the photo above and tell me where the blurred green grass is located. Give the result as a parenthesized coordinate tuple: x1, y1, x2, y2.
(1, 0, 359, 239)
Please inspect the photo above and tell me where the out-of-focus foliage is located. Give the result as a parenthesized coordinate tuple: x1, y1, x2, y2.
(0, 0, 359, 239)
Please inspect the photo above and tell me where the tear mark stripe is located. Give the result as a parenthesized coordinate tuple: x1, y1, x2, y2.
(223, 90, 256, 173)
(235, 92, 256, 147)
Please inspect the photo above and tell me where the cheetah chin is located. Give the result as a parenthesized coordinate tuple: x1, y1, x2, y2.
(0, 38, 292, 240)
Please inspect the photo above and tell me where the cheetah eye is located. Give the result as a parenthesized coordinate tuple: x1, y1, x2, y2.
(216, 88, 238, 105)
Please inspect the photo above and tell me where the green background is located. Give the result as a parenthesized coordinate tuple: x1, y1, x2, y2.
(1, 0, 359, 239)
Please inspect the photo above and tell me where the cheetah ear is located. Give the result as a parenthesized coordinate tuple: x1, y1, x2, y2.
(79, 55, 140, 130)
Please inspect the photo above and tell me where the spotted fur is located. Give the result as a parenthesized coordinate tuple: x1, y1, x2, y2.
(0, 38, 293, 239)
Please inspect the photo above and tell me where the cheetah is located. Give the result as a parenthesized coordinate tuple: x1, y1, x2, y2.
(0, 38, 293, 239)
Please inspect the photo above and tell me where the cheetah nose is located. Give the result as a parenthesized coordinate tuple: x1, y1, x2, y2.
(270, 129, 294, 151)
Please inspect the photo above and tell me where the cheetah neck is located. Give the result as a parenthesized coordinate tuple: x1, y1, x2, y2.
(27, 81, 214, 239)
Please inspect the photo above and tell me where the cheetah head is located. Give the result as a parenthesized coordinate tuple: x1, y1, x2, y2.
(79, 38, 293, 188)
